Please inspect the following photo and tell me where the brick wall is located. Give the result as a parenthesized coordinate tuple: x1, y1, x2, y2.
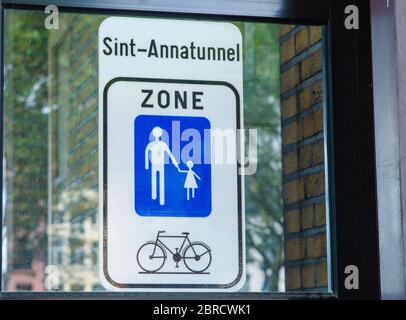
(279, 25, 328, 291)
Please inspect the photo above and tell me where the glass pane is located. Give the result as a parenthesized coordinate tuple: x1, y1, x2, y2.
(2, 9, 328, 293)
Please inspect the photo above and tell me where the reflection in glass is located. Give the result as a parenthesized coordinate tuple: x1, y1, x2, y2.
(2, 10, 327, 293)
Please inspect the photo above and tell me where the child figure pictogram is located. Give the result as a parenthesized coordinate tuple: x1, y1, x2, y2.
(179, 160, 201, 200)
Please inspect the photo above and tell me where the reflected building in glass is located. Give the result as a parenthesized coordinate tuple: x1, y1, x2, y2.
(2, 10, 48, 292)
(46, 15, 104, 291)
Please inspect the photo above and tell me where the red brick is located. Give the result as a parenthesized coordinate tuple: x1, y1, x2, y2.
(285, 267, 301, 290)
(301, 50, 322, 80)
(301, 205, 314, 230)
(285, 237, 305, 260)
(286, 210, 301, 233)
(302, 264, 316, 288)
(284, 178, 305, 204)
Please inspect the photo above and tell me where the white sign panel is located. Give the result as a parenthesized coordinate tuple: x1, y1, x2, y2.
(99, 17, 245, 291)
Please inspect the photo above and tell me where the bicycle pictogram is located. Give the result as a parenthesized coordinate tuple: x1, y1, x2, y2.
(137, 231, 212, 274)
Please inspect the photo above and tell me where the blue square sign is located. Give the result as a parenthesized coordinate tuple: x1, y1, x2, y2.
(134, 115, 212, 217)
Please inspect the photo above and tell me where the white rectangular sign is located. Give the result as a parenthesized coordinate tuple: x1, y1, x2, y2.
(99, 17, 245, 291)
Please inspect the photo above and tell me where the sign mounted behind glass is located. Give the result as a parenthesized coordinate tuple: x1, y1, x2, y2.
(99, 17, 245, 291)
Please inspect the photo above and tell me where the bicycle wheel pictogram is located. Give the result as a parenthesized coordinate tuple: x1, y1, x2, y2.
(137, 241, 167, 273)
(183, 241, 212, 273)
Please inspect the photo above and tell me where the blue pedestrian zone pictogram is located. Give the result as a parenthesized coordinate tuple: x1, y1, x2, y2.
(134, 115, 212, 217)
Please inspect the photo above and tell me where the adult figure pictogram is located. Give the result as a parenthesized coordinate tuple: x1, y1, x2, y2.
(145, 126, 179, 205)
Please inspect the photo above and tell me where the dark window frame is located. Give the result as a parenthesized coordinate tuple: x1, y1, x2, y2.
(0, 0, 380, 299)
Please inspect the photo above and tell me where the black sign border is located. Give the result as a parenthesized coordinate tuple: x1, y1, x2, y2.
(103, 77, 243, 289)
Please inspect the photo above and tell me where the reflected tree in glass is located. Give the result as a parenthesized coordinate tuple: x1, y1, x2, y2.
(239, 23, 283, 291)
